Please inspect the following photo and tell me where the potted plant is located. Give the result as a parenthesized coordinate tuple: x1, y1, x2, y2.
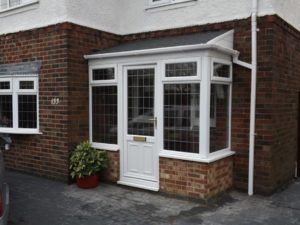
(69, 141, 108, 189)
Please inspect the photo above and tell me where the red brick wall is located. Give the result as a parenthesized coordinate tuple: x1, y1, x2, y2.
(270, 18, 300, 190)
(101, 151, 119, 182)
(0, 23, 120, 181)
(160, 157, 233, 199)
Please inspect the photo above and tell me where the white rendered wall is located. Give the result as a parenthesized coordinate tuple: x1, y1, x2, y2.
(0, 0, 68, 35)
(0, 0, 299, 36)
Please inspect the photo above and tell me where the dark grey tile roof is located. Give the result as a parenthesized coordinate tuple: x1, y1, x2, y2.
(91, 30, 227, 55)
(0, 61, 41, 76)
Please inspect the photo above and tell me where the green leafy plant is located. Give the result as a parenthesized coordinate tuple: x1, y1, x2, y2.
(69, 141, 108, 179)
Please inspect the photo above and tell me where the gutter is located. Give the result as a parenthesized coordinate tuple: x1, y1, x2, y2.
(233, 0, 258, 196)
(84, 44, 239, 60)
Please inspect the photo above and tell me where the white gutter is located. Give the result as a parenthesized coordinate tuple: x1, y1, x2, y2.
(233, 0, 258, 196)
(84, 44, 238, 60)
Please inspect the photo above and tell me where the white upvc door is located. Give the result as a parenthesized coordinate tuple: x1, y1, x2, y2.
(119, 64, 159, 191)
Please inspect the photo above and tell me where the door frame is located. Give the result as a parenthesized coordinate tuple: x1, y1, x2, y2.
(118, 63, 160, 191)
(297, 92, 300, 177)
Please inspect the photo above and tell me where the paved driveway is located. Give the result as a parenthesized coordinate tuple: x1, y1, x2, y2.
(6, 171, 300, 225)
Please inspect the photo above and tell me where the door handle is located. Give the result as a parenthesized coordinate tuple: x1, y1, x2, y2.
(149, 117, 157, 129)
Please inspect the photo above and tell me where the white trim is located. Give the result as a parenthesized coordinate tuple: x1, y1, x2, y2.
(117, 181, 159, 192)
(15, 77, 37, 92)
(119, 64, 159, 191)
(89, 64, 119, 150)
(161, 57, 201, 82)
(159, 149, 235, 163)
(147, 0, 197, 10)
(0, 0, 38, 13)
(0, 75, 39, 134)
(89, 64, 118, 84)
(91, 143, 119, 151)
(0, 128, 41, 134)
(199, 56, 210, 158)
(84, 44, 238, 60)
(0, 78, 12, 93)
(211, 58, 233, 82)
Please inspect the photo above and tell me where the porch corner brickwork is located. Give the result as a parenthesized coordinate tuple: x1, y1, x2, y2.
(159, 157, 233, 199)
(102, 151, 120, 183)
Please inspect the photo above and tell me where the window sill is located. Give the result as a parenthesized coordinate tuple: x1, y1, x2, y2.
(0, 129, 42, 135)
(159, 149, 235, 163)
(0, 1, 39, 17)
(91, 142, 119, 152)
(146, 0, 197, 12)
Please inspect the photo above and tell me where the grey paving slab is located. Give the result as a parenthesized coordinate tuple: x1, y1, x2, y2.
(5, 171, 300, 225)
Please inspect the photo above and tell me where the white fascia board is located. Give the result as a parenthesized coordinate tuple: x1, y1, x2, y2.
(207, 30, 234, 49)
(84, 44, 239, 60)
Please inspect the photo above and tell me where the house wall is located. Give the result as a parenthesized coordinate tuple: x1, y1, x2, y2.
(1, 14, 299, 198)
(1, 0, 300, 36)
(0, 23, 121, 181)
(270, 18, 300, 190)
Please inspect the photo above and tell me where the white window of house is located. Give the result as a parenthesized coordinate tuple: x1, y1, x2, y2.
(210, 60, 232, 153)
(0, 75, 39, 133)
(149, 0, 196, 7)
(162, 59, 201, 154)
(89, 66, 118, 151)
(0, 0, 37, 11)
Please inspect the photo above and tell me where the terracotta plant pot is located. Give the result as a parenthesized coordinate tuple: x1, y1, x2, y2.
(76, 174, 99, 189)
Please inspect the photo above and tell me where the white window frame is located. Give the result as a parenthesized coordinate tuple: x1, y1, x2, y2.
(0, 0, 38, 12)
(149, 0, 197, 7)
(89, 65, 119, 151)
(160, 58, 201, 159)
(0, 78, 12, 93)
(209, 58, 232, 153)
(162, 58, 201, 82)
(0, 74, 39, 134)
(211, 58, 233, 82)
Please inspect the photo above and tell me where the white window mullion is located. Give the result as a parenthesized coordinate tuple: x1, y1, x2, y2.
(12, 81, 18, 130)
(199, 56, 210, 158)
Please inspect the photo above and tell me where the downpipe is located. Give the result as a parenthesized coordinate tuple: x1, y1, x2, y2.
(233, 0, 258, 196)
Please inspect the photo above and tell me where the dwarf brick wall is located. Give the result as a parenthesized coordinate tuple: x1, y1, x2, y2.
(101, 151, 120, 183)
(0, 23, 120, 181)
(160, 157, 233, 199)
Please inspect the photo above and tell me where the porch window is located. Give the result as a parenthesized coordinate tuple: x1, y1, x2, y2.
(163, 60, 200, 153)
(90, 66, 118, 150)
(164, 83, 200, 153)
(0, 76, 39, 133)
(210, 61, 232, 153)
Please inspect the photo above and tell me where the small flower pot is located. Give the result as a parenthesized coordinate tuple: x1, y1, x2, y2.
(76, 175, 99, 189)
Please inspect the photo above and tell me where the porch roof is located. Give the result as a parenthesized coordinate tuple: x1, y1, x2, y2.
(85, 30, 238, 59)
